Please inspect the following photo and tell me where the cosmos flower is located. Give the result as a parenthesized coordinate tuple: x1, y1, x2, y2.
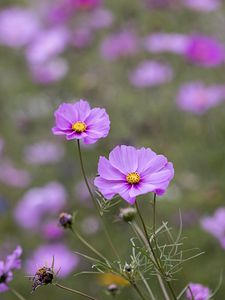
(0, 7, 40, 48)
(24, 141, 64, 165)
(185, 35, 225, 68)
(201, 207, 225, 249)
(80, 216, 100, 235)
(14, 182, 67, 230)
(0, 246, 22, 292)
(86, 9, 114, 30)
(99, 273, 129, 287)
(94, 145, 174, 205)
(25, 243, 78, 278)
(129, 60, 173, 88)
(0, 160, 31, 188)
(41, 220, 64, 241)
(46, 0, 76, 25)
(143, 33, 189, 54)
(176, 81, 225, 114)
(29, 57, 69, 85)
(26, 28, 69, 64)
(183, 0, 220, 12)
(70, 27, 93, 49)
(52, 100, 110, 144)
(186, 283, 211, 300)
(75, 180, 93, 207)
(72, 0, 101, 10)
(100, 30, 139, 60)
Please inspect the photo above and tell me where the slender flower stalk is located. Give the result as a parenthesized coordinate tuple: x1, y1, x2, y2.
(130, 221, 171, 300)
(11, 289, 27, 300)
(187, 286, 195, 300)
(135, 201, 177, 300)
(153, 193, 157, 237)
(139, 272, 157, 300)
(131, 283, 148, 300)
(55, 283, 100, 300)
(70, 227, 108, 262)
(76, 140, 120, 259)
(135, 201, 162, 271)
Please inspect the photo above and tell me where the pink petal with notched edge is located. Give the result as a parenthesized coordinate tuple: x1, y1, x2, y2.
(95, 145, 174, 204)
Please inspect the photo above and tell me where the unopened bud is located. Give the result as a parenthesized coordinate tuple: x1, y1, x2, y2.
(124, 264, 132, 273)
(107, 284, 119, 297)
(119, 207, 136, 222)
(58, 212, 73, 229)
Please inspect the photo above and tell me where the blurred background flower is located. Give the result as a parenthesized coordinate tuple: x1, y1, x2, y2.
(0, 0, 225, 298)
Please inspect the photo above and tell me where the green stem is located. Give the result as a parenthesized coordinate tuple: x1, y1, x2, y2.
(152, 195, 177, 300)
(76, 140, 119, 259)
(55, 283, 99, 300)
(11, 288, 26, 300)
(139, 271, 157, 300)
(187, 286, 195, 300)
(135, 201, 162, 271)
(131, 221, 170, 300)
(70, 227, 108, 262)
(132, 283, 148, 300)
(153, 193, 156, 237)
(135, 201, 177, 300)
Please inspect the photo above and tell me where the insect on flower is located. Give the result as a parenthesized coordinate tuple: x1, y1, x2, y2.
(29, 257, 60, 292)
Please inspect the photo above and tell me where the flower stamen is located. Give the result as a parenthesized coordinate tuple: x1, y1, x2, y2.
(72, 121, 87, 133)
(126, 172, 140, 184)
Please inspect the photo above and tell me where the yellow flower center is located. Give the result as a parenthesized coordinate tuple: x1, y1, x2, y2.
(126, 172, 140, 184)
(72, 121, 87, 133)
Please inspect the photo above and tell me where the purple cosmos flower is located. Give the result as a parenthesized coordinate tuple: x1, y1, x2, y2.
(26, 28, 69, 64)
(24, 141, 64, 165)
(186, 283, 211, 300)
(129, 60, 173, 88)
(86, 9, 114, 30)
(0, 160, 31, 188)
(46, 0, 76, 25)
(29, 57, 69, 85)
(94, 145, 174, 205)
(25, 243, 78, 278)
(185, 35, 225, 67)
(183, 0, 220, 12)
(143, 33, 189, 54)
(81, 216, 100, 235)
(176, 81, 225, 114)
(14, 182, 67, 230)
(201, 207, 225, 249)
(41, 221, 64, 240)
(75, 180, 93, 207)
(71, 27, 93, 49)
(52, 100, 110, 144)
(100, 30, 139, 60)
(0, 7, 40, 48)
(72, 0, 101, 10)
(0, 246, 22, 293)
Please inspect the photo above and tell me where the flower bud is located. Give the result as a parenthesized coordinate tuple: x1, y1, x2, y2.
(58, 212, 73, 229)
(124, 264, 132, 273)
(107, 284, 119, 297)
(119, 207, 136, 222)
